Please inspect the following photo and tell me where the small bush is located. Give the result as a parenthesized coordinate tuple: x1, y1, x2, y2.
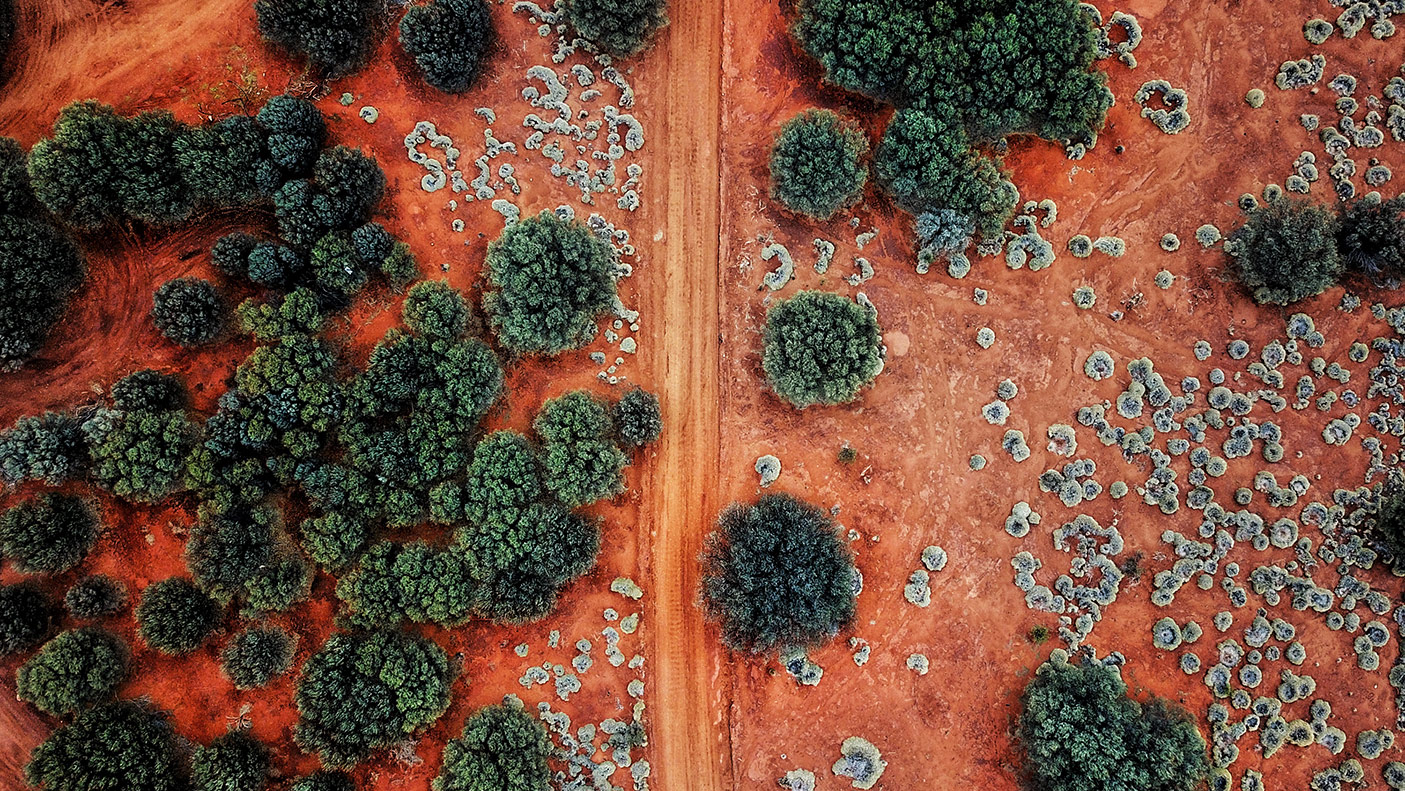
(136, 577, 221, 655)
(25, 701, 182, 791)
(563, 0, 668, 57)
(0, 493, 99, 574)
(0, 582, 55, 656)
(221, 625, 296, 689)
(762, 290, 882, 408)
(1337, 195, 1405, 280)
(17, 627, 128, 716)
(290, 771, 355, 791)
(112, 369, 188, 413)
(1227, 197, 1341, 305)
(613, 387, 662, 446)
(192, 730, 270, 791)
(152, 277, 225, 347)
(701, 493, 857, 652)
(64, 575, 127, 619)
(400, 0, 496, 93)
(434, 704, 552, 791)
(403, 279, 471, 339)
(770, 109, 868, 220)
(254, 0, 382, 77)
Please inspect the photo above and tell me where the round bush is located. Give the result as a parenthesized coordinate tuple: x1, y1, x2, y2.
(0, 582, 55, 656)
(770, 109, 868, 220)
(25, 701, 182, 791)
(701, 493, 857, 652)
(112, 369, 188, 413)
(400, 0, 495, 93)
(0, 492, 99, 574)
(403, 279, 470, 339)
(136, 577, 221, 655)
(762, 290, 882, 408)
(17, 627, 128, 716)
(191, 731, 270, 791)
(0, 411, 88, 486)
(1337, 195, 1405, 280)
(563, 0, 668, 57)
(434, 704, 552, 791)
(221, 625, 296, 689)
(1227, 197, 1341, 305)
(152, 277, 225, 347)
(254, 0, 381, 77)
(64, 575, 127, 619)
(613, 387, 662, 447)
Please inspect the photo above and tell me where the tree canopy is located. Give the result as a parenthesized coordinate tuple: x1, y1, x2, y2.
(64, 575, 127, 619)
(0, 492, 99, 574)
(17, 627, 128, 716)
(335, 541, 477, 627)
(191, 730, 271, 791)
(186, 506, 278, 599)
(84, 400, 196, 504)
(136, 577, 221, 655)
(222, 625, 296, 689)
(434, 704, 552, 791)
(0, 411, 88, 486)
(563, 0, 668, 57)
(290, 772, 356, 791)
(533, 391, 627, 507)
(152, 277, 226, 347)
(762, 290, 883, 408)
(701, 493, 857, 653)
(255, 0, 382, 78)
(770, 109, 868, 220)
(400, 0, 496, 93)
(613, 387, 662, 447)
(0, 213, 85, 367)
(1227, 197, 1342, 305)
(0, 582, 55, 656)
(273, 147, 386, 248)
(1338, 194, 1405, 281)
(26, 701, 183, 791)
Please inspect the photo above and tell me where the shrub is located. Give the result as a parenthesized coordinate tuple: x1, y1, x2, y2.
(17, 627, 128, 716)
(0, 411, 87, 486)
(299, 511, 368, 569)
(0, 214, 85, 366)
(174, 115, 272, 206)
(25, 701, 182, 791)
(484, 211, 616, 355)
(1337, 194, 1405, 280)
(191, 731, 270, 791)
(458, 501, 599, 623)
(221, 625, 296, 689)
(563, 0, 668, 57)
(0, 583, 55, 655)
(152, 277, 226, 347)
(335, 541, 477, 627)
(613, 387, 662, 447)
(64, 575, 127, 619)
(0, 492, 100, 574)
(112, 369, 188, 413)
(257, 95, 326, 179)
(255, 0, 382, 77)
(700, 493, 857, 652)
(136, 577, 221, 655)
(1018, 651, 1209, 791)
(534, 391, 627, 506)
(434, 704, 552, 791)
(290, 772, 355, 791)
(294, 630, 454, 767)
(1227, 197, 1341, 305)
(400, 0, 495, 93)
(770, 109, 868, 220)
(762, 290, 882, 408)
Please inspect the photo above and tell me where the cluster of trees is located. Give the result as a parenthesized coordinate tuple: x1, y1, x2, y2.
(563, 0, 669, 57)
(1018, 653, 1208, 791)
(293, 630, 454, 767)
(17, 627, 128, 716)
(255, 0, 382, 77)
(434, 704, 553, 791)
(700, 493, 857, 653)
(762, 290, 883, 408)
(400, 0, 496, 93)
(769, 109, 869, 220)
(484, 211, 617, 355)
(185, 504, 311, 614)
(26, 701, 183, 791)
(0, 493, 99, 574)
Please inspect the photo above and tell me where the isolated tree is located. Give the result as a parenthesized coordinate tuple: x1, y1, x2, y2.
(404, 279, 471, 339)
(136, 577, 221, 655)
(563, 0, 668, 57)
(1018, 652, 1208, 791)
(1338, 194, 1405, 280)
(534, 391, 627, 506)
(0, 411, 87, 486)
(192, 730, 270, 791)
(0, 492, 100, 574)
(0, 583, 55, 655)
(762, 290, 882, 408)
(255, 0, 382, 77)
(17, 627, 128, 716)
(186, 506, 277, 595)
(64, 575, 127, 619)
(336, 541, 477, 627)
(0, 214, 85, 366)
(770, 109, 868, 220)
(434, 704, 552, 791)
(400, 0, 496, 93)
(294, 630, 454, 767)
(174, 115, 271, 206)
(153, 277, 226, 347)
(701, 493, 857, 652)
(222, 625, 296, 689)
(1227, 196, 1342, 305)
(112, 369, 188, 413)
(290, 772, 356, 791)
(613, 387, 662, 447)
(484, 211, 617, 354)
(25, 701, 182, 791)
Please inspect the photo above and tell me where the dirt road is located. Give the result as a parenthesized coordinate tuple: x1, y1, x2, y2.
(640, 0, 729, 787)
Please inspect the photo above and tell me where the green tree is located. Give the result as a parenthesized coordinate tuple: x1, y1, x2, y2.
(484, 211, 617, 355)
(1227, 196, 1341, 305)
(534, 390, 627, 507)
(0, 136, 35, 217)
(238, 288, 326, 342)
(613, 387, 662, 447)
(243, 549, 312, 613)
(294, 630, 454, 767)
(152, 277, 226, 347)
(174, 115, 272, 206)
(0, 493, 99, 574)
(254, 0, 382, 77)
(1338, 194, 1405, 280)
(221, 625, 296, 689)
(25, 701, 182, 791)
(762, 290, 882, 408)
(64, 575, 127, 619)
(701, 494, 857, 652)
(400, 0, 496, 93)
(0, 583, 55, 655)
(299, 511, 369, 569)
(0, 214, 85, 366)
(192, 730, 270, 791)
(770, 109, 868, 220)
(458, 501, 598, 623)
(17, 627, 128, 716)
(112, 369, 188, 413)
(335, 541, 477, 627)
(0, 412, 88, 486)
(84, 406, 196, 503)
(434, 704, 552, 791)
(136, 577, 221, 655)
(274, 147, 385, 247)
(257, 95, 326, 180)
(404, 279, 471, 340)
(1018, 651, 1209, 791)
(290, 771, 355, 791)
(186, 506, 277, 596)
(563, 0, 668, 57)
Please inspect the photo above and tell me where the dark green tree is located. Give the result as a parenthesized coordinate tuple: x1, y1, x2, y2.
(563, 0, 668, 57)
(274, 147, 385, 247)
(64, 575, 127, 619)
(770, 109, 868, 220)
(761, 290, 882, 408)
(434, 704, 552, 791)
(186, 506, 277, 596)
(221, 625, 296, 689)
(460, 501, 598, 623)
(242, 549, 312, 613)
(335, 541, 477, 627)
(136, 577, 221, 655)
(400, 0, 496, 93)
(1338, 194, 1405, 281)
(0, 136, 35, 217)
(192, 730, 270, 791)
(25, 701, 182, 791)
(484, 211, 617, 355)
(293, 630, 454, 767)
(0, 214, 85, 366)
(290, 771, 355, 791)
(174, 115, 272, 206)
(255, 0, 382, 77)
(0, 583, 55, 655)
(0, 412, 88, 486)
(404, 279, 470, 340)
(152, 276, 226, 347)
(1227, 196, 1342, 305)
(17, 627, 128, 716)
(534, 390, 626, 507)
(112, 369, 188, 413)
(700, 493, 857, 652)
(613, 387, 662, 447)
(257, 95, 326, 180)
(298, 511, 368, 569)
(1018, 651, 1209, 791)
(0, 492, 100, 574)
(435, 430, 542, 526)
(212, 231, 261, 279)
